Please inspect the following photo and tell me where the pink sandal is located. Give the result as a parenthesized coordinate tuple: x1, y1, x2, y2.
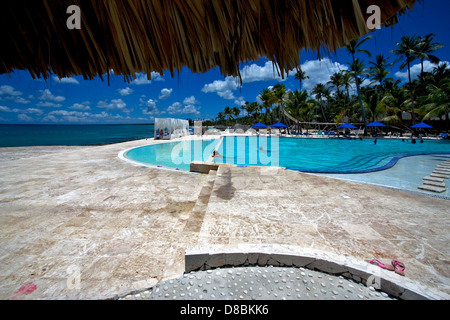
(392, 259, 405, 276)
(366, 259, 395, 271)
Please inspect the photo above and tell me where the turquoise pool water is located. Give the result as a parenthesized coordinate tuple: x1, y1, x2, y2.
(212, 136, 450, 173)
(125, 139, 219, 171)
(125, 136, 450, 173)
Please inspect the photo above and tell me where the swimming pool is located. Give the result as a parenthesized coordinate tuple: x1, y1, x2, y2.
(124, 136, 450, 173)
(212, 136, 450, 173)
(125, 138, 220, 171)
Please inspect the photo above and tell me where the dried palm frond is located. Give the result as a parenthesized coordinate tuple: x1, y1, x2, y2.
(0, 0, 417, 83)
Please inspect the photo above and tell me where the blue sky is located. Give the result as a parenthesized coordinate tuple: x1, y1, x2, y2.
(1, 0, 449, 124)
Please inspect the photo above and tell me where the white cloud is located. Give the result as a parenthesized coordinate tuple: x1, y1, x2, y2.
(142, 99, 160, 116)
(38, 89, 66, 102)
(300, 58, 348, 93)
(97, 99, 130, 113)
(132, 73, 151, 85)
(0, 106, 42, 115)
(53, 76, 80, 84)
(150, 72, 164, 82)
(241, 61, 288, 83)
(183, 96, 199, 105)
(131, 72, 164, 85)
(36, 101, 62, 108)
(69, 101, 91, 111)
(182, 105, 201, 116)
(167, 101, 200, 116)
(22, 108, 43, 115)
(0, 106, 12, 112)
(14, 97, 31, 104)
(18, 114, 33, 122)
(182, 96, 201, 115)
(166, 102, 183, 114)
(44, 110, 129, 123)
(234, 97, 246, 107)
(159, 88, 173, 100)
(117, 87, 134, 96)
(46, 110, 90, 121)
(394, 61, 449, 82)
(218, 90, 236, 100)
(0, 85, 22, 96)
(202, 60, 289, 96)
(201, 58, 349, 101)
(201, 76, 239, 100)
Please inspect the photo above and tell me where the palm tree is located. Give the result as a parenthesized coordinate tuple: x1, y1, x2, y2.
(341, 71, 354, 106)
(369, 55, 394, 91)
(345, 36, 372, 132)
(374, 93, 403, 125)
(421, 78, 450, 132)
(241, 102, 248, 117)
(216, 111, 225, 124)
(258, 88, 276, 116)
(286, 90, 309, 131)
(391, 35, 421, 123)
(295, 69, 309, 91)
(312, 83, 330, 122)
(232, 106, 241, 120)
(223, 106, 233, 127)
(417, 34, 444, 75)
(245, 102, 259, 120)
(432, 62, 450, 84)
(272, 83, 288, 123)
(327, 71, 344, 96)
(348, 58, 371, 125)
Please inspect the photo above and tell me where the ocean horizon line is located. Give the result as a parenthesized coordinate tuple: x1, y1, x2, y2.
(0, 123, 156, 126)
(0, 123, 157, 148)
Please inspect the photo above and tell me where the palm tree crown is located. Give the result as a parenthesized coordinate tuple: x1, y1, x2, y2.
(391, 35, 421, 123)
(345, 36, 372, 130)
(295, 69, 309, 91)
(417, 33, 445, 74)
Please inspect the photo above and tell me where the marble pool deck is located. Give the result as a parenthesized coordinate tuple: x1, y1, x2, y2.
(0, 137, 449, 300)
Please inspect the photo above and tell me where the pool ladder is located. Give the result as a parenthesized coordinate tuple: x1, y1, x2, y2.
(418, 160, 450, 193)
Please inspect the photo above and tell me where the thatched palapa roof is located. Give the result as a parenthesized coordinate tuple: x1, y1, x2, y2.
(0, 0, 417, 83)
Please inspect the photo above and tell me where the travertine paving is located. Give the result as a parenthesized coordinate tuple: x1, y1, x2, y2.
(0, 139, 449, 299)
(0, 140, 207, 299)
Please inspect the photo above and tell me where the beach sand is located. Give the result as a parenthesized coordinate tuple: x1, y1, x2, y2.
(0, 139, 449, 299)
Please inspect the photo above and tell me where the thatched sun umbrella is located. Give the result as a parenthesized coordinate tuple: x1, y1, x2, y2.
(0, 0, 417, 83)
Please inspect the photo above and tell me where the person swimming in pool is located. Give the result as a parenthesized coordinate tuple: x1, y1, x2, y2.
(259, 146, 271, 153)
(212, 150, 223, 158)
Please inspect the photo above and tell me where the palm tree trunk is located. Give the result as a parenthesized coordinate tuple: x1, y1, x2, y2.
(320, 99, 328, 123)
(356, 82, 367, 128)
(446, 112, 449, 133)
(352, 55, 367, 134)
(407, 60, 416, 124)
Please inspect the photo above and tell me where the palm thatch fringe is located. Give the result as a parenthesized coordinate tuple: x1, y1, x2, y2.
(0, 0, 417, 83)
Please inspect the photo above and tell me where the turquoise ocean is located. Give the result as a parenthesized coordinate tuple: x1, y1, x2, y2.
(0, 124, 155, 147)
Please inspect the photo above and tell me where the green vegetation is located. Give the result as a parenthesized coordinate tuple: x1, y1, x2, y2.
(211, 34, 449, 134)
